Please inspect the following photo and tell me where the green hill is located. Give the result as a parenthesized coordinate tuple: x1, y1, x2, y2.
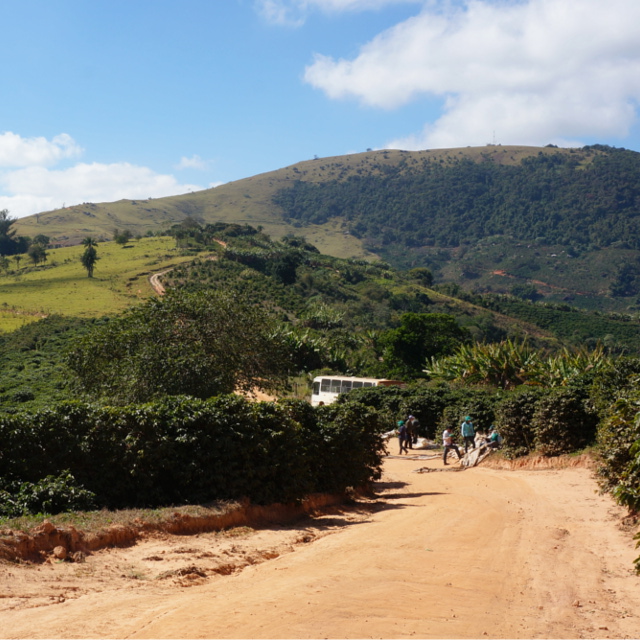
(13, 144, 640, 312)
(0, 236, 202, 329)
(4, 223, 640, 415)
(12, 145, 576, 255)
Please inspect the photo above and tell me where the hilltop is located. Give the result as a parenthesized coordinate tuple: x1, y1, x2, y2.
(12, 144, 582, 255)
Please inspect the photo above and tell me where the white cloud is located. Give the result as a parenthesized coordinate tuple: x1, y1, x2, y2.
(256, 0, 419, 25)
(0, 162, 203, 219)
(0, 132, 206, 219)
(0, 132, 82, 168)
(176, 154, 208, 170)
(304, 0, 640, 148)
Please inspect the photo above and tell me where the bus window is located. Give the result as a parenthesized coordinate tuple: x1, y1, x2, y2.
(330, 379, 342, 393)
(321, 379, 331, 392)
(363, 382, 374, 387)
(341, 380, 352, 392)
(352, 381, 363, 389)
(313, 381, 320, 395)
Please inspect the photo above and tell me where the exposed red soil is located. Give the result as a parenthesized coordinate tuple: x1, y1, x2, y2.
(1, 453, 639, 639)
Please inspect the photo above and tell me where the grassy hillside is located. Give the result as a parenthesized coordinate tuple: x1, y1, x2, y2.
(0, 236, 202, 331)
(12, 144, 640, 312)
(13, 145, 570, 255)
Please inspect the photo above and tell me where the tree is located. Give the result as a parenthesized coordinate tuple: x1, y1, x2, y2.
(66, 289, 291, 404)
(113, 228, 133, 245)
(32, 234, 50, 247)
(27, 243, 47, 266)
(610, 262, 640, 297)
(0, 209, 28, 256)
(380, 312, 470, 378)
(268, 250, 302, 284)
(511, 283, 542, 302)
(0, 209, 16, 255)
(408, 267, 434, 287)
(80, 237, 99, 277)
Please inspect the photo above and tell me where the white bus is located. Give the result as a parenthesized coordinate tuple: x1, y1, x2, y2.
(311, 376, 405, 406)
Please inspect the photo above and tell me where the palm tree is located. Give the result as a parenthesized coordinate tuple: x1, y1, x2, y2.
(80, 237, 99, 278)
(0, 209, 18, 255)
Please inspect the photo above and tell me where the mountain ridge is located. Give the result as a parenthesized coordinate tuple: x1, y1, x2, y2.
(13, 144, 640, 311)
(13, 145, 583, 251)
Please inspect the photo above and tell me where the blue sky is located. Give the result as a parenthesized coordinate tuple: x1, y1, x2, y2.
(2, 0, 640, 218)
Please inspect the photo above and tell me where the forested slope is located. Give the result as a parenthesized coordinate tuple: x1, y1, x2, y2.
(274, 145, 640, 252)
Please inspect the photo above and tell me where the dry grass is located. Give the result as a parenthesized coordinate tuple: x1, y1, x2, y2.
(0, 502, 242, 535)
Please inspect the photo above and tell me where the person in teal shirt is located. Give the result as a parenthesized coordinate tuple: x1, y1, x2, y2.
(488, 426, 502, 449)
(461, 416, 475, 453)
(397, 420, 409, 455)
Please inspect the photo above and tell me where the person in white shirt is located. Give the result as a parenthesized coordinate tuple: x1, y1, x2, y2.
(442, 427, 461, 465)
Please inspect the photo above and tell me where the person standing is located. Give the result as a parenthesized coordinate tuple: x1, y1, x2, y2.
(442, 427, 461, 465)
(405, 415, 415, 449)
(461, 415, 476, 453)
(407, 414, 421, 445)
(398, 420, 409, 455)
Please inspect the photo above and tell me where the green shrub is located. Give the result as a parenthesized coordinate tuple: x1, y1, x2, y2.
(495, 387, 544, 458)
(0, 471, 96, 517)
(338, 385, 410, 431)
(594, 385, 640, 573)
(436, 387, 499, 441)
(531, 388, 598, 456)
(313, 401, 385, 493)
(596, 387, 640, 510)
(12, 388, 35, 402)
(398, 387, 449, 439)
(0, 395, 385, 514)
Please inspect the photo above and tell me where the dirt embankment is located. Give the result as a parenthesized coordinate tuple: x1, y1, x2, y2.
(0, 494, 345, 564)
(1, 453, 639, 639)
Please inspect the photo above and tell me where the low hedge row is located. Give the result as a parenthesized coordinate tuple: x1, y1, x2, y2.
(339, 383, 598, 459)
(497, 387, 599, 458)
(0, 396, 385, 516)
(596, 387, 640, 513)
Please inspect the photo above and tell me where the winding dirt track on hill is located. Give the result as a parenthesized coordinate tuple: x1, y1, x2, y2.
(148, 269, 172, 295)
(148, 243, 225, 296)
(1, 453, 639, 639)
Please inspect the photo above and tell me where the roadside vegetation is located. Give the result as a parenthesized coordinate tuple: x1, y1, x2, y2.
(0, 219, 639, 570)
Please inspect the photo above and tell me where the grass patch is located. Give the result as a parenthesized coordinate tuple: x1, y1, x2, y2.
(0, 237, 208, 332)
(0, 309, 43, 332)
(0, 502, 242, 535)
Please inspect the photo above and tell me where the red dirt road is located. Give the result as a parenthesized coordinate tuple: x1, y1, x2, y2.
(1, 454, 639, 639)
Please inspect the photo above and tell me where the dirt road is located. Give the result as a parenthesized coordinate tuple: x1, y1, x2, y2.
(1, 453, 639, 639)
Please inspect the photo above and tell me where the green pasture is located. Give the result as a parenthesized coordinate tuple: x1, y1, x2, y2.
(0, 310, 41, 332)
(0, 237, 203, 332)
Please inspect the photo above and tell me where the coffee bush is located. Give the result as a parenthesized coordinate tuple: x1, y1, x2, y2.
(531, 388, 598, 456)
